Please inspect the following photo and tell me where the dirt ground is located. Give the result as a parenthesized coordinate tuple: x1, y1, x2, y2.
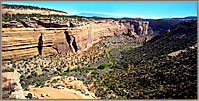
(29, 86, 96, 99)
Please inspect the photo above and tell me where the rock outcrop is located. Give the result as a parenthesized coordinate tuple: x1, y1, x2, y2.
(2, 20, 149, 62)
(2, 70, 26, 99)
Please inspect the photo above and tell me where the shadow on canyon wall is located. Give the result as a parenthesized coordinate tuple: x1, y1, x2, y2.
(38, 33, 43, 55)
(64, 31, 78, 52)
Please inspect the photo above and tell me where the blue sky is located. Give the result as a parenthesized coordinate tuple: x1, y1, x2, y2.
(2, 2, 197, 19)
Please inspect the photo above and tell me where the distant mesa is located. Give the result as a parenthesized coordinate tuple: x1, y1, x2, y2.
(171, 16, 197, 20)
(122, 16, 197, 20)
(2, 4, 73, 16)
(77, 13, 113, 18)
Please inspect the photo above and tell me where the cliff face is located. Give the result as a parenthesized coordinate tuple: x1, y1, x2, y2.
(2, 30, 63, 62)
(119, 20, 149, 36)
(66, 22, 128, 53)
(2, 20, 149, 62)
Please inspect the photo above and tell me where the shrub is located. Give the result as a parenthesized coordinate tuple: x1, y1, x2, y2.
(91, 70, 98, 74)
(61, 72, 68, 76)
(66, 67, 71, 72)
(98, 63, 109, 69)
(36, 81, 44, 86)
(69, 86, 73, 89)
(42, 68, 49, 72)
(105, 48, 111, 59)
(20, 75, 24, 78)
(24, 88, 29, 91)
(31, 71, 38, 76)
(108, 60, 114, 67)
(27, 75, 32, 79)
(10, 68, 14, 72)
(82, 67, 97, 71)
(25, 93, 32, 99)
(77, 66, 81, 71)
(53, 71, 58, 75)
(27, 68, 30, 72)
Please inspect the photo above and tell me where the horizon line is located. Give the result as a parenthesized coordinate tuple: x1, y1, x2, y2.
(2, 3, 197, 20)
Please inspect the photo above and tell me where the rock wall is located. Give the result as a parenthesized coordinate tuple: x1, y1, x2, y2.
(2, 20, 149, 62)
(66, 22, 129, 53)
(2, 30, 64, 62)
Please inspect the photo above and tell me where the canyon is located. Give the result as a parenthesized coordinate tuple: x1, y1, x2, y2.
(2, 4, 197, 100)
(2, 20, 149, 63)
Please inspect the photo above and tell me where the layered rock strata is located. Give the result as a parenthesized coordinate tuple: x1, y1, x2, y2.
(2, 21, 149, 62)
